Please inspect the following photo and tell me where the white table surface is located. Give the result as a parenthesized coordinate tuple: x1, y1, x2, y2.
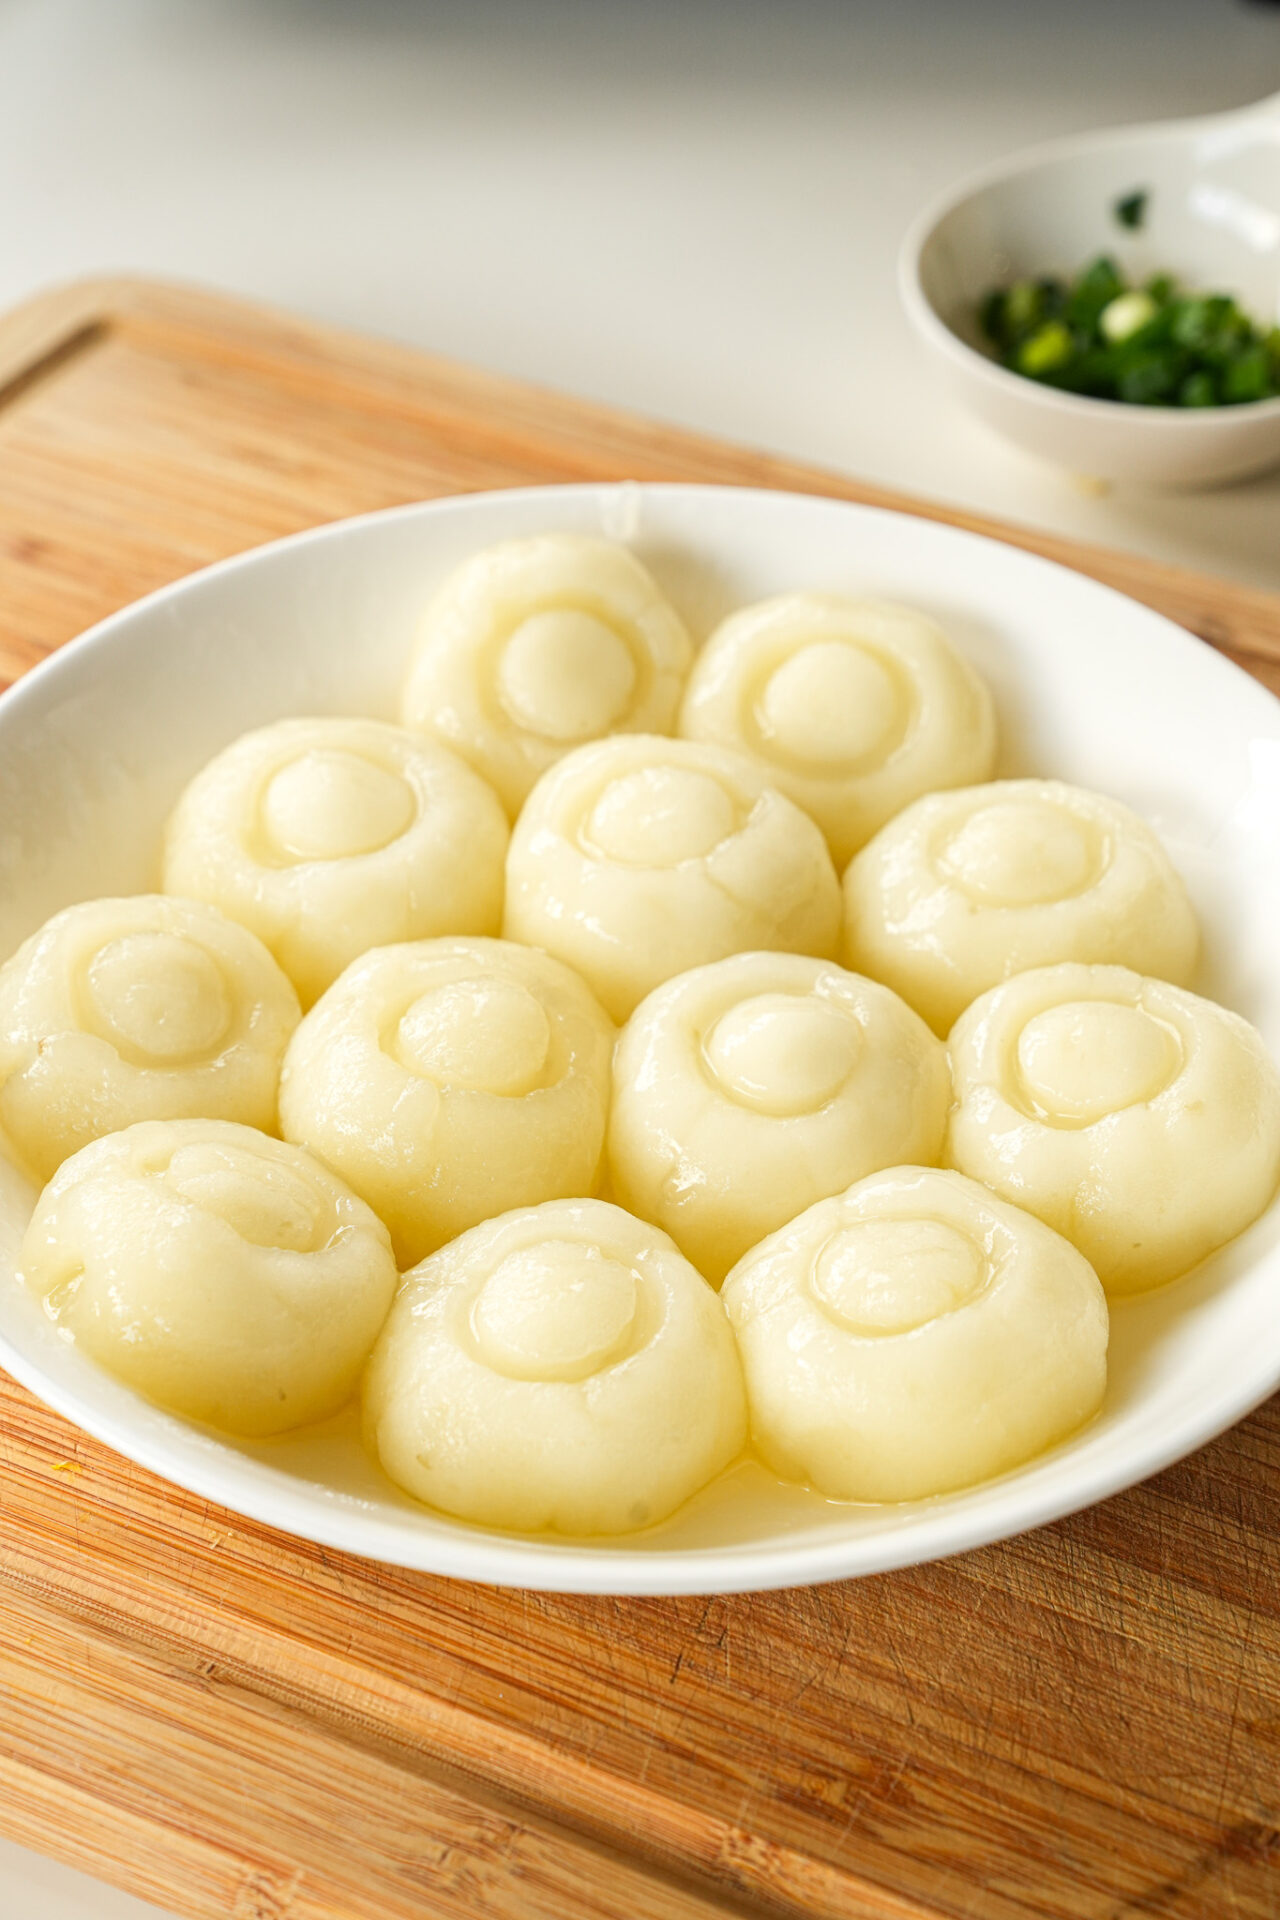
(1, 1, 1277, 1914)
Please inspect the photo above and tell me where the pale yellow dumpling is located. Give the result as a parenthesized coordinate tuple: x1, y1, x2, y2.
(402, 535, 694, 816)
(364, 1198, 746, 1534)
(162, 717, 509, 1007)
(608, 952, 949, 1284)
(279, 937, 614, 1266)
(946, 964, 1280, 1294)
(721, 1166, 1108, 1503)
(20, 1119, 397, 1436)
(843, 778, 1199, 1035)
(0, 895, 300, 1183)
(503, 735, 842, 1021)
(678, 595, 997, 868)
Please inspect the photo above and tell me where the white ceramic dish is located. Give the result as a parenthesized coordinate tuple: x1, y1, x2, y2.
(1, 482, 1279, 1596)
(900, 91, 1280, 488)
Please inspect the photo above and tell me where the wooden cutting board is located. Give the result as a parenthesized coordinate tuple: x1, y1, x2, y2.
(1, 277, 1278, 1920)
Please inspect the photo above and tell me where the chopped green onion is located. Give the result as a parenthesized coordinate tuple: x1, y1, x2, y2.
(1179, 371, 1217, 407)
(1099, 291, 1158, 344)
(1117, 353, 1181, 405)
(1003, 279, 1046, 334)
(1113, 189, 1149, 231)
(1017, 321, 1074, 377)
(1065, 256, 1125, 333)
(975, 257, 1279, 410)
(1171, 296, 1245, 355)
(1222, 346, 1271, 404)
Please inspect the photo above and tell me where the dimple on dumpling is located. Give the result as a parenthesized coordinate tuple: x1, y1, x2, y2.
(502, 735, 842, 1022)
(162, 717, 509, 1007)
(279, 937, 614, 1266)
(363, 1197, 747, 1534)
(0, 894, 300, 1183)
(721, 1165, 1108, 1503)
(608, 951, 950, 1284)
(20, 1119, 397, 1436)
(946, 963, 1280, 1294)
(402, 535, 694, 816)
(843, 778, 1200, 1035)
(678, 595, 997, 868)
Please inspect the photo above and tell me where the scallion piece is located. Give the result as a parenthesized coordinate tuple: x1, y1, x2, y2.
(1114, 189, 1149, 231)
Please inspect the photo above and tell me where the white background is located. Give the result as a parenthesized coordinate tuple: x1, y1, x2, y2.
(1, 1, 1277, 1914)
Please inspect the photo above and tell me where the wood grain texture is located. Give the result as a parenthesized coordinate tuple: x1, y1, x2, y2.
(0, 276, 1277, 1920)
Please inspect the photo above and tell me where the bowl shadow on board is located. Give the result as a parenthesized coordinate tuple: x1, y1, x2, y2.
(1094, 468, 1280, 567)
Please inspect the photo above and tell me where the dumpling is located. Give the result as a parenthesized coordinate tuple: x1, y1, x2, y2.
(402, 535, 693, 815)
(678, 595, 996, 867)
(20, 1119, 397, 1435)
(503, 734, 841, 1021)
(722, 1165, 1108, 1502)
(843, 778, 1199, 1034)
(280, 937, 614, 1266)
(364, 1197, 746, 1534)
(163, 717, 508, 1006)
(608, 951, 949, 1283)
(946, 963, 1280, 1293)
(0, 894, 299, 1182)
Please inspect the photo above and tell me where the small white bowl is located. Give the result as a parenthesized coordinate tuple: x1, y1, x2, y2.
(1, 483, 1279, 1594)
(900, 92, 1280, 487)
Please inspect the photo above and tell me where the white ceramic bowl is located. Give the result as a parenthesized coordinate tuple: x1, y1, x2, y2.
(2, 483, 1279, 1594)
(901, 92, 1280, 487)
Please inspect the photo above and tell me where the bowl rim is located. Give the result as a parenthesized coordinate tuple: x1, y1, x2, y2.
(2, 479, 1280, 1595)
(898, 116, 1280, 429)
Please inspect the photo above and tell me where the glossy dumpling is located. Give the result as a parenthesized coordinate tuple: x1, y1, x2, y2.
(20, 1119, 397, 1435)
(721, 1166, 1108, 1502)
(402, 535, 693, 816)
(163, 717, 509, 1006)
(503, 734, 842, 1021)
(843, 778, 1199, 1034)
(280, 937, 614, 1266)
(946, 963, 1280, 1293)
(364, 1198, 747, 1534)
(0, 894, 300, 1183)
(608, 951, 950, 1284)
(678, 595, 996, 867)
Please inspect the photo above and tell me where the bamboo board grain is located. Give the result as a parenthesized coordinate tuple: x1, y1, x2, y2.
(0, 276, 1277, 1920)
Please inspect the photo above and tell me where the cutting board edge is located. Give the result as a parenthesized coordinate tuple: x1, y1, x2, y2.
(3, 271, 1278, 676)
